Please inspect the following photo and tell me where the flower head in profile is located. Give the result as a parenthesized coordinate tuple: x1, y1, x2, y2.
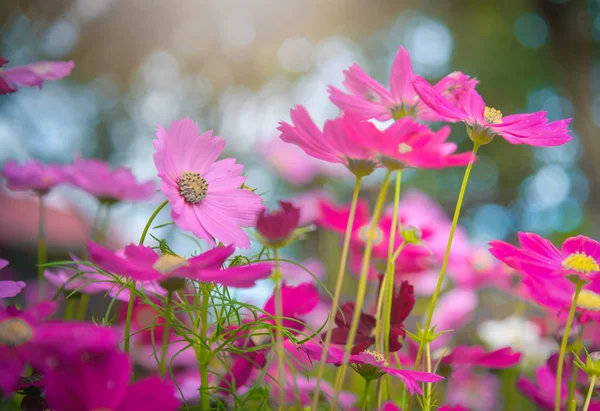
(44, 349, 180, 411)
(65, 158, 155, 203)
(440, 345, 521, 369)
(87, 241, 273, 290)
(278, 105, 378, 177)
(0, 58, 74, 95)
(517, 359, 568, 410)
(256, 201, 301, 247)
(414, 78, 572, 147)
(0, 260, 25, 299)
(343, 115, 475, 170)
(328, 45, 477, 122)
(154, 118, 264, 248)
(489, 233, 600, 282)
(2, 160, 66, 194)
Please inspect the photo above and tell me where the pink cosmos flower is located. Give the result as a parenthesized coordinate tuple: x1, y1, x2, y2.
(517, 362, 567, 410)
(87, 241, 273, 289)
(154, 118, 264, 248)
(448, 246, 514, 291)
(2, 159, 66, 193)
(0, 259, 25, 299)
(439, 406, 472, 411)
(301, 342, 443, 395)
(440, 345, 521, 369)
(376, 403, 402, 411)
(278, 106, 378, 177)
(429, 288, 478, 350)
(279, 258, 324, 285)
(65, 158, 155, 203)
(489, 233, 600, 281)
(44, 349, 180, 411)
(328, 45, 477, 122)
(342, 115, 475, 170)
(256, 201, 301, 244)
(445, 368, 497, 411)
(414, 78, 572, 147)
(0, 58, 74, 94)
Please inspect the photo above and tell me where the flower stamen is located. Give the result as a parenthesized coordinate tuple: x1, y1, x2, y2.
(178, 171, 208, 204)
(0, 318, 33, 347)
(358, 224, 384, 246)
(563, 252, 600, 275)
(484, 106, 503, 124)
(398, 143, 413, 154)
(576, 290, 600, 311)
(363, 349, 389, 366)
(153, 254, 188, 275)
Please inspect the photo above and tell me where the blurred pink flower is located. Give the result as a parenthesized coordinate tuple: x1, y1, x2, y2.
(414, 78, 572, 147)
(429, 288, 478, 350)
(328, 45, 477, 122)
(65, 158, 155, 203)
(256, 201, 300, 244)
(448, 246, 514, 291)
(376, 403, 402, 411)
(2, 159, 66, 193)
(440, 345, 521, 369)
(445, 368, 497, 411)
(517, 362, 567, 410)
(0, 259, 25, 299)
(278, 106, 378, 177)
(154, 118, 263, 248)
(87, 242, 273, 288)
(279, 258, 324, 285)
(343, 116, 474, 170)
(0, 58, 74, 94)
(439, 406, 472, 411)
(286, 189, 330, 226)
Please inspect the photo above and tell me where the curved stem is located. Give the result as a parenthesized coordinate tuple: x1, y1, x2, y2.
(273, 248, 286, 411)
(311, 176, 362, 410)
(555, 282, 583, 411)
(567, 325, 584, 406)
(199, 285, 211, 410)
(414, 144, 479, 371)
(331, 170, 392, 410)
(37, 193, 47, 300)
(361, 379, 372, 411)
(159, 290, 173, 378)
(139, 200, 169, 245)
(583, 375, 597, 411)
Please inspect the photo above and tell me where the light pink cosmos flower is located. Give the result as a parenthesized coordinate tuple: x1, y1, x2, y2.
(328, 45, 478, 122)
(343, 115, 475, 170)
(278, 106, 378, 177)
(65, 158, 155, 203)
(489, 232, 600, 281)
(414, 78, 572, 147)
(2, 160, 66, 193)
(301, 342, 444, 395)
(0, 58, 74, 95)
(517, 361, 567, 410)
(154, 118, 264, 248)
(440, 345, 522, 369)
(445, 368, 496, 411)
(429, 288, 478, 350)
(0, 260, 25, 299)
(448, 246, 514, 291)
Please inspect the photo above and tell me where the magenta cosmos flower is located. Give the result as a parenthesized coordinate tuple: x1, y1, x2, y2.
(489, 233, 600, 281)
(65, 158, 155, 203)
(301, 342, 443, 395)
(2, 159, 66, 193)
(414, 77, 572, 147)
(87, 241, 273, 289)
(44, 349, 180, 411)
(154, 118, 264, 248)
(328, 45, 477, 122)
(0, 58, 74, 94)
(0, 259, 25, 299)
(278, 106, 378, 177)
(256, 201, 301, 246)
(440, 345, 521, 369)
(342, 115, 475, 170)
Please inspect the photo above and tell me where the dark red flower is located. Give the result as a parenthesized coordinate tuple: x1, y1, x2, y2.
(256, 201, 301, 244)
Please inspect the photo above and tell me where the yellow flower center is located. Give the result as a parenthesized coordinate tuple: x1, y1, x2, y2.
(358, 224, 383, 246)
(0, 318, 33, 347)
(576, 290, 600, 311)
(398, 143, 413, 154)
(363, 349, 389, 366)
(153, 254, 188, 275)
(562, 252, 600, 275)
(178, 171, 208, 204)
(484, 106, 503, 124)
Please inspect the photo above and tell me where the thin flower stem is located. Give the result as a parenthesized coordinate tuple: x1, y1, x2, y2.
(331, 170, 392, 410)
(125, 199, 169, 354)
(37, 193, 47, 300)
(361, 379, 372, 411)
(273, 247, 286, 411)
(159, 290, 173, 378)
(311, 176, 362, 410)
(567, 325, 584, 406)
(76, 294, 90, 321)
(64, 297, 77, 320)
(555, 282, 583, 411)
(199, 284, 211, 410)
(424, 343, 432, 411)
(414, 144, 479, 371)
(583, 375, 597, 411)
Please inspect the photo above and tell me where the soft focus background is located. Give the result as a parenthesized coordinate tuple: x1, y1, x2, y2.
(0, 0, 595, 303)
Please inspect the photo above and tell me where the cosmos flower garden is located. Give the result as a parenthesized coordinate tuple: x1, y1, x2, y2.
(0, 45, 594, 411)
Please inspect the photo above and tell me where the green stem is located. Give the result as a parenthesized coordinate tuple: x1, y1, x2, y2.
(199, 285, 211, 410)
(273, 248, 286, 411)
(567, 325, 584, 406)
(424, 343, 432, 411)
(583, 375, 597, 411)
(64, 297, 77, 320)
(331, 170, 392, 410)
(76, 294, 90, 321)
(414, 144, 479, 371)
(361, 379, 372, 411)
(124, 200, 169, 354)
(37, 193, 47, 300)
(311, 176, 362, 410)
(159, 290, 173, 378)
(555, 282, 583, 411)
